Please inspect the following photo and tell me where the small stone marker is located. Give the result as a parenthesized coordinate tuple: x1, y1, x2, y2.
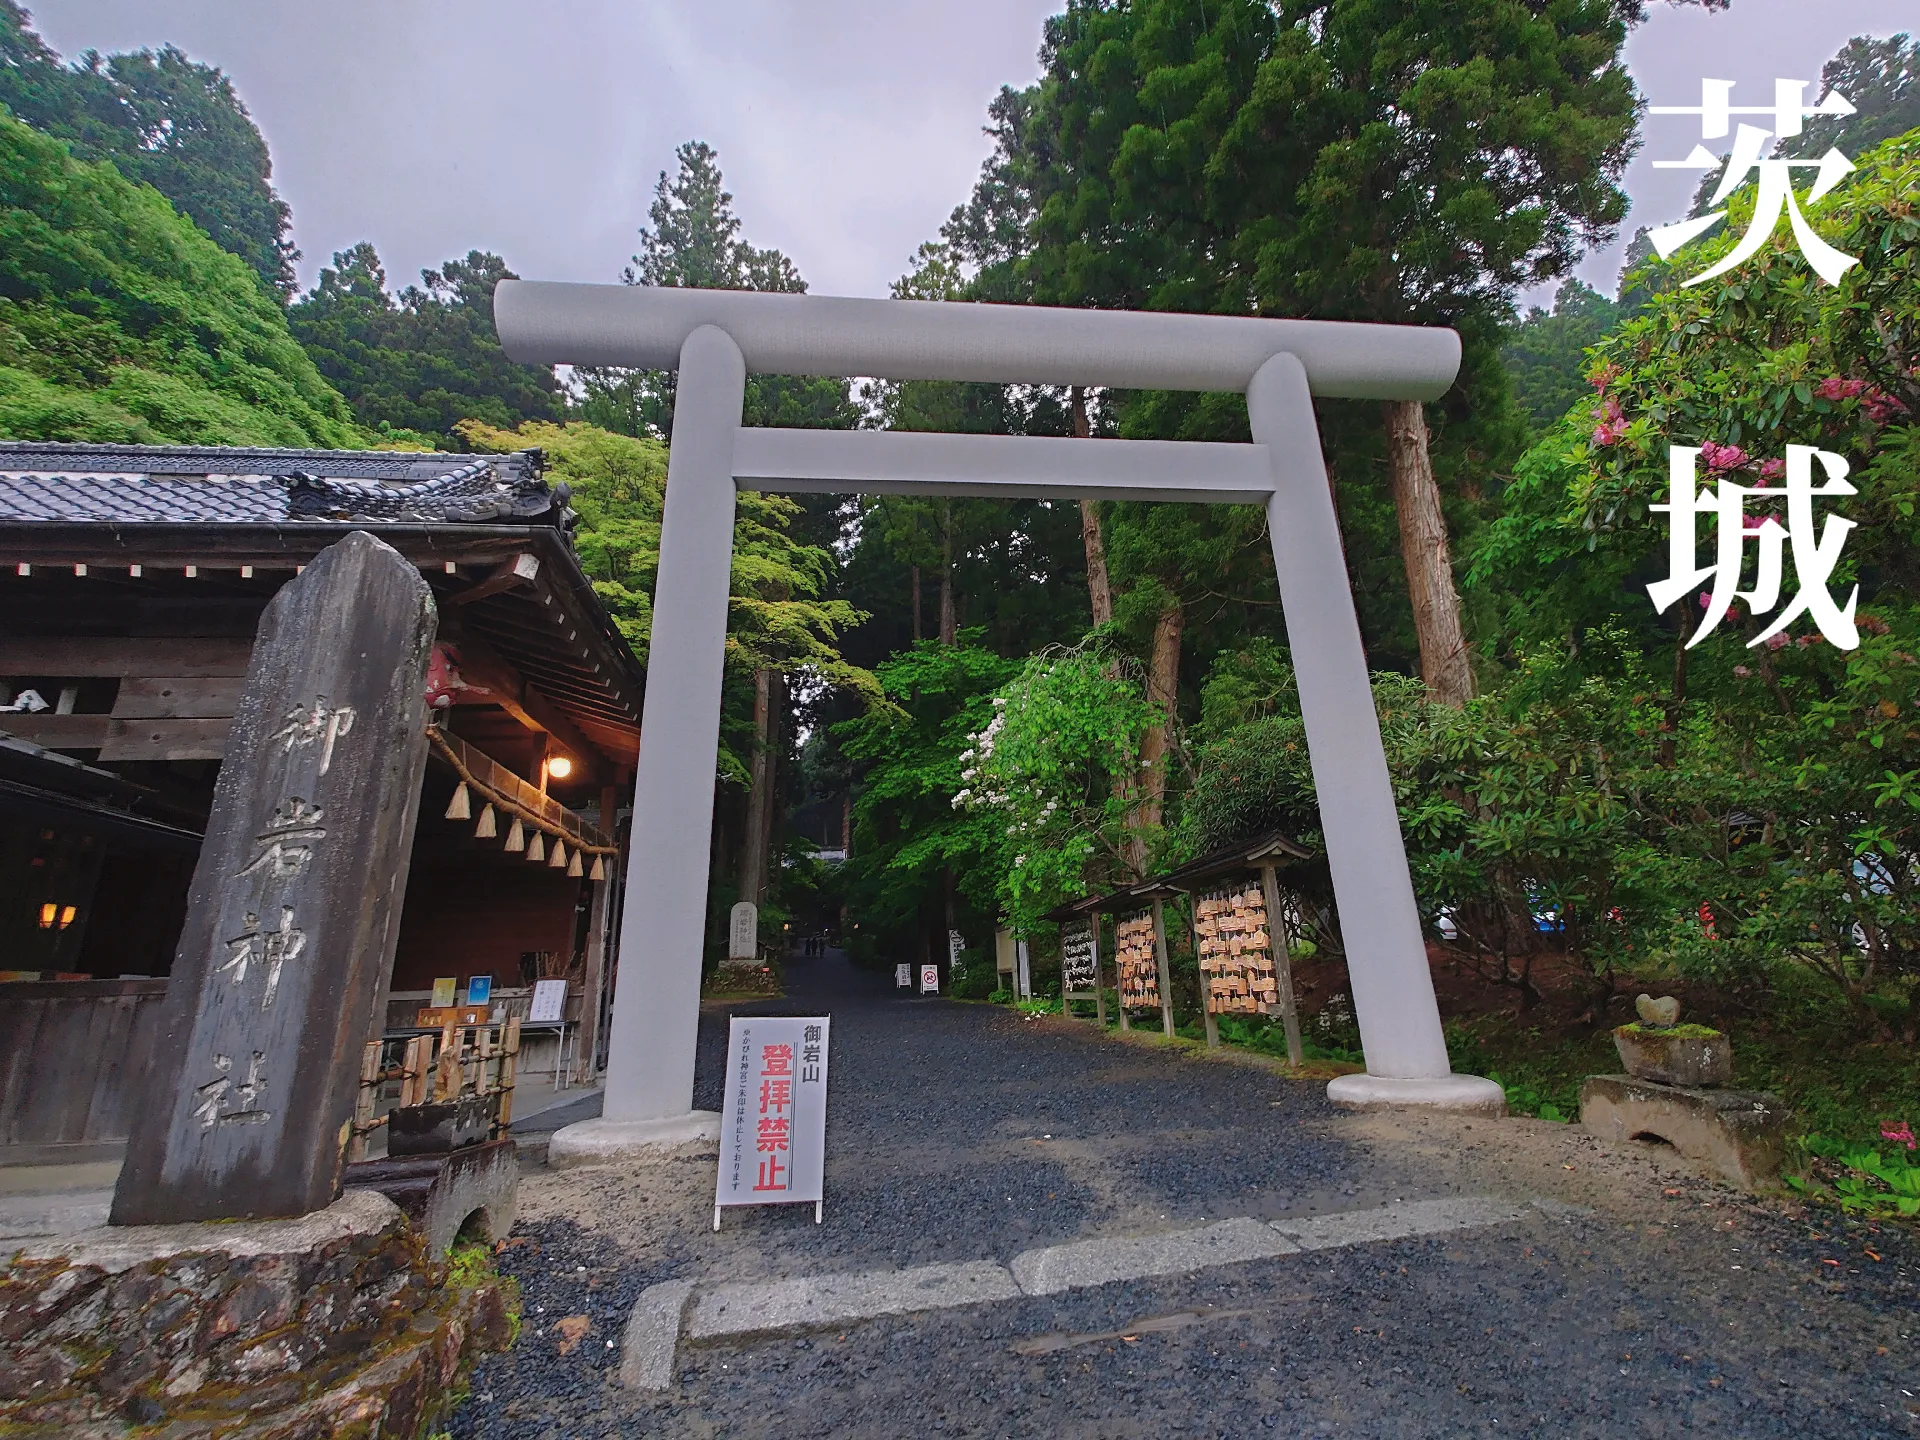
(112, 532, 436, 1225)
(728, 900, 758, 961)
(1635, 993, 1681, 1028)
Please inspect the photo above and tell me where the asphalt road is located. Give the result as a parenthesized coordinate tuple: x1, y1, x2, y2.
(453, 949, 1919, 1439)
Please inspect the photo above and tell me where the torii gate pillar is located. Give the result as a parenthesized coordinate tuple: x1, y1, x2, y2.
(493, 284, 1505, 1165)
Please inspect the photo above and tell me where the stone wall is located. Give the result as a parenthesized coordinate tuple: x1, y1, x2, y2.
(1, 1191, 514, 1438)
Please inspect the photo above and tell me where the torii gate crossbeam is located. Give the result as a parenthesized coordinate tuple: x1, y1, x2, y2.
(494, 283, 1504, 1162)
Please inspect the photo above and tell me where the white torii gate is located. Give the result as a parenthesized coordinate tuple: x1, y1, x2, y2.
(493, 282, 1504, 1161)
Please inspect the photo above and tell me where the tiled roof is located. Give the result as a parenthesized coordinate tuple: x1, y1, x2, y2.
(0, 442, 567, 529)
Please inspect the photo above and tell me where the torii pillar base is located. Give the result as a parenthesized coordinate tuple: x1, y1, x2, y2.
(547, 1112, 721, 1170)
(1327, 1073, 1507, 1116)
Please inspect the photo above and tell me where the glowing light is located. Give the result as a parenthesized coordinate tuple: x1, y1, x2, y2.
(38, 902, 56, 928)
(546, 755, 574, 780)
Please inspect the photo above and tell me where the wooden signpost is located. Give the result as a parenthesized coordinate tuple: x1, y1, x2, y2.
(1059, 918, 1106, 1025)
(111, 532, 436, 1225)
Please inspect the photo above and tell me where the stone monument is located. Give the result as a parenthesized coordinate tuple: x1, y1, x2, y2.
(1580, 995, 1791, 1190)
(111, 531, 437, 1225)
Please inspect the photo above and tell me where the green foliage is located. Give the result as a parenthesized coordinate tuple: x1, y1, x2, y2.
(457, 418, 874, 728)
(1452, 131, 1920, 1019)
(1504, 279, 1624, 433)
(1617, 1022, 1722, 1038)
(837, 641, 1021, 960)
(1792, 1135, 1920, 1218)
(290, 244, 563, 446)
(456, 419, 666, 656)
(575, 141, 857, 439)
(958, 642, 1163, 931)
(0, 3, 297, 297)
(0, 112, 361, 445)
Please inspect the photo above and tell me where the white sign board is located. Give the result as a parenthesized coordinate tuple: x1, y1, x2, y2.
(1061, 921, 1098, 995)
(528, 978, 567, 1023)
(895, 963, 912, 989)
(728, 900, 758, 960)
(920, 963, 939, 994)
(716, 1016, 830, 1225)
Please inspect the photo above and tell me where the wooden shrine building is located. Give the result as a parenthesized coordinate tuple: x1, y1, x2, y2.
(0, 442, 643, 1163)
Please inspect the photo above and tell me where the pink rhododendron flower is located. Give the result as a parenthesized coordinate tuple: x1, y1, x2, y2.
(1863, 389, 1910, 426)
(1732, 665, 1751, 677)
(1756, 457, 1785, 485)
(1590, 396, 1627, 447)
(1699, 440, 1749, 471)
(1764, 632, 1791, 650)
(1814, 376, 1867, 402)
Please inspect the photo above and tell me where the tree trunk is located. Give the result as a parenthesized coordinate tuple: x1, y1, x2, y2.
(1072, 388, 1114, 627)
(1382, 400, 1472, 707)
(839, 793, 852, 855)
(911, 564, 922, 643)
(740, 666, 774, 904)
(939, 502, 957, 644)
(1129, 600, 1184, 875)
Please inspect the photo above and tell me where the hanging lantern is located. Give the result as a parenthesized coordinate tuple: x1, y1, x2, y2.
(548, 839, 568, 870)
(567, 851, 584, 877)
(474, 804, 497, 839)
(505, 817, 525, 852)
(589, 855, 606, 881)
(526, 831, 546, 862)
(444, 782, 471, 821)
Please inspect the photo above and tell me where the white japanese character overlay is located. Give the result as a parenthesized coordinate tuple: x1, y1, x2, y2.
(1648, 444, 1859, 650)
(1647, 78, 1859, 286)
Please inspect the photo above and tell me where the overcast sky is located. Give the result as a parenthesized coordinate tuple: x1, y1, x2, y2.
(31, 0, 1912, 311)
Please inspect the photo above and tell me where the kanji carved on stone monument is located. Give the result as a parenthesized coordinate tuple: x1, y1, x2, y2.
(111, 531, 437, 1225)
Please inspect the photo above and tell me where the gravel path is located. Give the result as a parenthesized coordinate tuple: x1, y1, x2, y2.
(452, 949, 1919, 1438)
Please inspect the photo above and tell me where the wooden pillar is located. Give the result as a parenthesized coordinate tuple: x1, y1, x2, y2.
(1150, 898, 1175, 1038)
(576, 781, 619, 1083)
(1090, 919, 1107, 1027)
(1261, 862, 1305, 1067)
(1187, 898, 1219, 1049)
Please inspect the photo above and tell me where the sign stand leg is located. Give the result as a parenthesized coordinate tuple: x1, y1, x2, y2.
(713, 1206, 721, 1233)
(815, 1200, 822, 1225)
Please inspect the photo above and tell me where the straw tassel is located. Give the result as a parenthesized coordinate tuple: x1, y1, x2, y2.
(567, 851, 584, 877)
(474, 804, 497, 839)
(526, 831, 546, 862)
(548, 839, 567, 870)
(505, 817, 525, 852)
(589, 855, 606, 881)
(444, 782, 471, 821)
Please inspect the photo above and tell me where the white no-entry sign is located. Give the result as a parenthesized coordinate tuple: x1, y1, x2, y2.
(715, 1016, 830, 1227)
